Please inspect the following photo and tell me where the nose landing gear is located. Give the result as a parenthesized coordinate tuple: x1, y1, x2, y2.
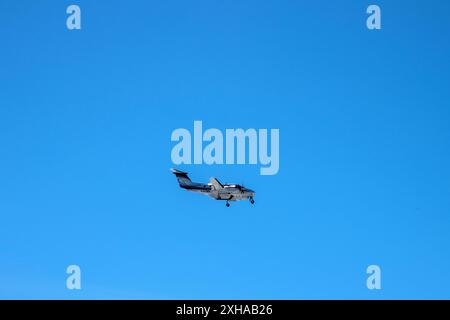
(249, 197, 255, 205)
(226, 201, 230, 207)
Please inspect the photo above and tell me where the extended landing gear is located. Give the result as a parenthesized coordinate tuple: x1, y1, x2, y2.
(226, 201, 230, 207)
(249, 197, 255, 205)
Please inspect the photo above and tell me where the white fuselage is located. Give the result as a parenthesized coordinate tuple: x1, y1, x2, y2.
(186, 183, 255, 202)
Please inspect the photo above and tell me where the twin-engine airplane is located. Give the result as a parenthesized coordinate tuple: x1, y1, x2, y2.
(171, 169, 255, 207)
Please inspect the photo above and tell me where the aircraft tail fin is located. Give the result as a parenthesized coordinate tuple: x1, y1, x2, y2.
(171, 168, 192, 187)
(210, 177, 224, 190)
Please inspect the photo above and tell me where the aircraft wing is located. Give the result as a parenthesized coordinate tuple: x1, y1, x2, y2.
(209, 177, 224, 190)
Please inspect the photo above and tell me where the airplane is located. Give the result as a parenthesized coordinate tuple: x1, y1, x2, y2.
(171, 168, 255, 207)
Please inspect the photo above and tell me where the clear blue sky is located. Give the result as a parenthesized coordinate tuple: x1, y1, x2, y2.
(1, 0, 450, 299)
